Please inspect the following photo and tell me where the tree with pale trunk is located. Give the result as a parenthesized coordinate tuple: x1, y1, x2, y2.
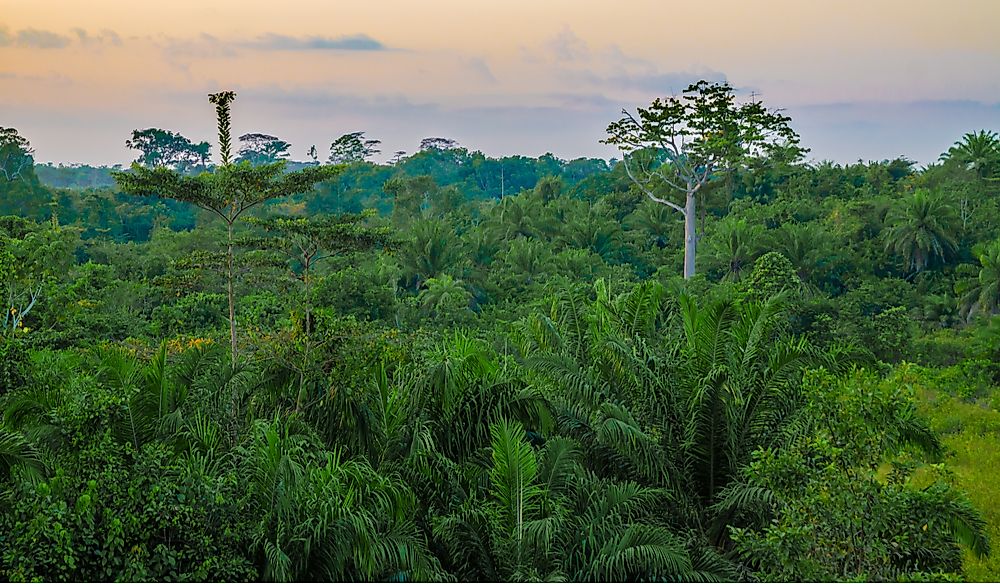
(604, 81, 802, 279)
(0, 128, 34, 183)
(0, 217, 76, 337)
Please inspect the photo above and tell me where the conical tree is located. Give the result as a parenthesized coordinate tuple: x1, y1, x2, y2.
(113, 92, 340, 365)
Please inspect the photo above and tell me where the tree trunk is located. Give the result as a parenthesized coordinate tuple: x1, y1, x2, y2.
(303, 259, 312, 336)
(683, 191, 697, 279)
(226, 220, 237, 366)
(297, 258, 314, 413)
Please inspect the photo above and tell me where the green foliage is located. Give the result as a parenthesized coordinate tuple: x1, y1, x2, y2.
(125, 128, 211, 171)
(4, 101, 1000, 583)
(883, 189, 960, 274)
(0, 127, 35, 183)
(151, 292, 228, 337)
(0, 338, 30, 396)
(732, 368, 985, 582)
(744, 251, 799, 300)
(957, 239, 1000, 317)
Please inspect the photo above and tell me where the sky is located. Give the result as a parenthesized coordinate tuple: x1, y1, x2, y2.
(2, 0, 1000, 166)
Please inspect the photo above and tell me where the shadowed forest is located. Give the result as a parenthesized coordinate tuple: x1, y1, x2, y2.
(1, 84, 999, 582)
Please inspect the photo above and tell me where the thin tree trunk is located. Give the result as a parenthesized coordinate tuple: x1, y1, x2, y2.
(297, 259, 312, 412)
(684, 191, 697, 279)
(303, 258, 312, 336)
(226, 220, 237, 366)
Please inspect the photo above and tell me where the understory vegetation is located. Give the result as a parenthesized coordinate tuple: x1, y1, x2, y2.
(1, 89, 999, 582)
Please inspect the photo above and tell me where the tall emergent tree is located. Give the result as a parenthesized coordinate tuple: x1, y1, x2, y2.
(604, 81, 801, 278)
(113, 91, 339, 364)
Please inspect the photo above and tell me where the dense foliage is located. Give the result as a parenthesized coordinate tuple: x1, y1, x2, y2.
(1, 93, 998, 582)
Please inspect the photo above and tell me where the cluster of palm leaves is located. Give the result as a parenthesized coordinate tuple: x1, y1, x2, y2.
(1, 278, 990, 581)
(957, 238, 1000, 318)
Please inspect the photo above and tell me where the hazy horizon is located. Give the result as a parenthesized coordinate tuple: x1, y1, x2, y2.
(3, 0, 1000, 166)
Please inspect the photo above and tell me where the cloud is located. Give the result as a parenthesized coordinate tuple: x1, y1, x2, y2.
(246, 33, 387, 51)
(160, 33, 238, 61)
(0, 70, 73, 84)
(72, 28, 123, 46)
(464, 57, 497, 84)
(0, 26, 121, 49)
(15, 28, 71, 49)
(529, 28, 727, 100)
(547, 27, 589, 62)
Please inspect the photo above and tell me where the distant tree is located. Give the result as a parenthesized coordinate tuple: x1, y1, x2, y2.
(329, 132, 381, 164)
(704, 218, 764, 281)
(384, 175, 437, 227)
(113, 91, 339, 365)
(744, 251, 800, 300)
(605, 81, 802, 279)
(125, 128, 211, 172)
(237, 133, 291, 165)
(940, 130, 1000, 179)
(307, 145, 319, 164)
(419, 137, 459, 151)
(398, 218, 464, 290)
(389, 150, 407, 165)
(883, 190, 959, 274)
(0, 128, 34, 182)
(769, 222, 836, 284)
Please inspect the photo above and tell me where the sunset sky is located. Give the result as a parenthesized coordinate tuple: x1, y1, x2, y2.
(2, 0, 999, 166)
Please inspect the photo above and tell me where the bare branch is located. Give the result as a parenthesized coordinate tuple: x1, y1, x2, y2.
(621, 158, 686, 215)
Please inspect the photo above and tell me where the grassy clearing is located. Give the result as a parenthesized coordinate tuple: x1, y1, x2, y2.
(918, 385, 1000, 581)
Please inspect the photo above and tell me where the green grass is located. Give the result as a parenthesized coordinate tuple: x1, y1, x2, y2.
(918, 386, 1000, 581)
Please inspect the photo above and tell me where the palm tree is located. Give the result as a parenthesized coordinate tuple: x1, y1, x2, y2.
(0, 428, 42, 484)
(487, 192, 548, 241)
(397, 218, 465, 290)
(704, 218, 764, 281)
(769, 222, 836, 283)
(558, 205, 623, 261)
(418, 274, 472, 320)
(940, 130, 1000, 179)
(434, 418, 708, 581)
(957, 239, 1000, 318)
(625, 199, 679, 249)
(502, 237, 552, 284)
(242, 417, 445, 582)
(883, 190, 959, 274)
(516, 280, 860, 554)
